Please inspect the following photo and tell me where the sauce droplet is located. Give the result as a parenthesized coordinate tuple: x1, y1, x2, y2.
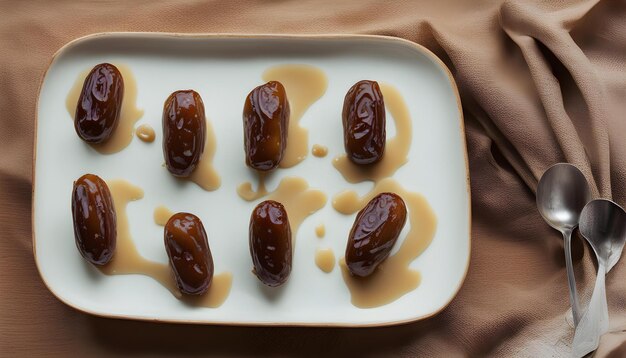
(315, 248, 335, 273)
(315, 224, 325, 238)
(312, 144, 328, 158)
(135, 124, 155, 143)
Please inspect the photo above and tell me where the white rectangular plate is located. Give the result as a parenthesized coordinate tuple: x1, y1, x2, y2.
(34, 33, 470, 326)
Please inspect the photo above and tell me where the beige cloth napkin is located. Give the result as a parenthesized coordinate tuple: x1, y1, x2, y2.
(1, 0, 625, 356)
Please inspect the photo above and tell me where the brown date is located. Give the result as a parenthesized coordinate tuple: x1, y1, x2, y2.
(71, 174, 117, 266)
(162, 90, 206, 177)
(243, 81, 290, 171)
(345, 192, 407, 277)
(249, 200, 292, 287)
(342, 80, 386, 165)
(74, 63, 124, 144)
(164, 213, 214, 295)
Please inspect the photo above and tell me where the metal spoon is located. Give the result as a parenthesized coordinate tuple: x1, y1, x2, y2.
(573, 199, 626, 357)
(537, 163, 591, 326)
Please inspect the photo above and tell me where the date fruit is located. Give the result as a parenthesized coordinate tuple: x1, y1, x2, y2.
(71, 174, 117, 266)
(243, 81, 290, 171)
(75, 63, 124, 143)
(345, 192, 407, 277)
(342, 80, 386, 165)
(249, 200, 292, 287)
(164, 213, 214, 295)
(162, 90, 206, 177)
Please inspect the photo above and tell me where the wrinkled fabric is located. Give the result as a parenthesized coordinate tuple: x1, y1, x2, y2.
(1, 0, 625, 356)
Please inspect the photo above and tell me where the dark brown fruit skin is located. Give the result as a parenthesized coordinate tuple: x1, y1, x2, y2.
(163, 90, 206, 177)
(243, 81, 290, 171)
(249, 200, 292, 287)
(346, 192, 407, 277)
(74, 63, 124, 144)
(342, 80, 386, 165)
(71, 174, 117, 266)
(164, 213, 214, 295)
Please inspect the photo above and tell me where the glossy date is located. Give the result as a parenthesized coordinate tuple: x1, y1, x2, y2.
(249, 200, 292, 287)
(74, 63, 124, 143)
(243, 81, 290, 171)
(164, 212, 214, 295)
(71, 173, 117, 266)
(342, 80, 386, 165)
(162, 90, 206, 177)
(345, 192, 407, 277)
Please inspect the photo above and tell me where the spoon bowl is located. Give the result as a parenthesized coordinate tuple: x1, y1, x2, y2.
(579, 199, 626, 272)
(537, 163, 591, 231)
(536, 163, 591, 326)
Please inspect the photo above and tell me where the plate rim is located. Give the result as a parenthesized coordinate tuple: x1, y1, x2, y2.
(32, 32, 472, 327)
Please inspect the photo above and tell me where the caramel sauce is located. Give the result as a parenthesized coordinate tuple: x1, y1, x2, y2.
(238, 176, 326, 238)
(331, 83, 435, 307)
(66, 64, 144, 154)
(267, 177, 327, 235)
(180, 272, 233, 308)
(65, 68, 90, 116)
(100, 181, 231, 307)
(315, 248, 335, 273)
(66, 69, 88, 110)
(333, 83, 411, 183)
(333, 178, 437, 308)
(153, 205, 174, 226)
(312, 144, 328, 158)
(236, 172, 269, 201)
(262, 65, 328, 168)
(99, 180, 179, 297)
(315, 224, 325, 238)
(186, 117, 221, 191)
(67, 64, 431, 310)
(135, 124, 155, 143)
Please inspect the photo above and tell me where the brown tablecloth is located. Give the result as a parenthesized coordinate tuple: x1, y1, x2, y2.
(1, 0, 625, 356)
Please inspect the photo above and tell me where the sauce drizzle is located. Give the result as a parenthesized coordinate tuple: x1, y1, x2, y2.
(97, 180, 231, 308)
(262, 64, 328, 168)
(333, 83, 411, 183)
(333, 178, 437, 308)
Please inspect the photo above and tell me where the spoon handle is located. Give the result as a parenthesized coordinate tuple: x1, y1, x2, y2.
(563, 230, 582, 326)
(572, 262, 609, 357)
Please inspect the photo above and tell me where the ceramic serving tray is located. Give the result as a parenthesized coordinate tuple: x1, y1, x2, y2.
(33, 33, 470, 326)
